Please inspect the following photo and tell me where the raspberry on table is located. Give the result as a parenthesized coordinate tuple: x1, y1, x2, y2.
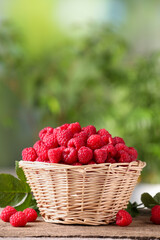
(113, 136, 125, 145)
(115, 143, 129, 153)
(82, 125, 96, 137)
(128, 147, 138, 161)
(22, 147, 37, 162)
(68, 137, 85, 150)
(43, 133, 58, 149)
(62, 147, 77, 164)
(57, 129, 73, 147)
(116, 210, 132, 227)
(39, 127, 54, 141)
(74, 131, 88, 142)
(150, 205, 160, 224)
(102, 144, 117, 157)
(33, 140, 49, 161)
(87, 134, 103, 150)
(78, 146, 93, 164)
(0, 206, 17, 222)
(94, 149, 107, 164)
(48, 147, 63, 163)
(68, 122, 81, 134)
(106, 158, 116, 163)
(118, 150, 131, 163)
(10, 211, 27, 227)
(23, 208, 38, 222)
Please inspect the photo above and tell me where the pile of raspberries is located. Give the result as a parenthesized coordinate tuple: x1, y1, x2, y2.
(22, 122, 138, 165)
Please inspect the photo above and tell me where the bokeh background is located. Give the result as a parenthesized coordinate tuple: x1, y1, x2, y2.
(0, 0, 160, 183)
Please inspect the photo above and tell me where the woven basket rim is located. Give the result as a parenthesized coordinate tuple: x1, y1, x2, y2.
(19, 160, 146, 170)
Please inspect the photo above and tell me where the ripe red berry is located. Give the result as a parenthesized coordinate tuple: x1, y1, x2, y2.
(78, 146, 93, 164)
(73, 162, 82, 166)
(59, 123, 70, 131)
(57, 129, 73, 147)
(116, 210, 132, 227)
(102, 144, 117, 158)
(128, 147, 138, 161)
(101, 135, 110, 145)
(97, 129, 111, 137)
(94, 149, 107, 164)
(87, 134, 103, 150)
(68, 137, 85, 150)
(10, 211, 27, 227)
(150, 205, 160, 224)
(118, 150, 131, 163)
(74, 131, 88, 142)
(22, 147, 37, 162)
(62, 147, 77, 164)
(0, 206, 17, 222)
(23, 208, 38, 222)
(68, 122, 81, 134)
(48, 148, 63, 163)
(35, 157, 49, 162)
(106, 158, 116, 163)
(115, 143, 129, 153)
(108, 137, 117, 145)
(39, 127, 54, 141)
(88, 160, 96, 164)
(43, 133, 58, 149)
(33, 140, 48, 161)
(82, 125, 96, 137)
(113, 137, 125, 145)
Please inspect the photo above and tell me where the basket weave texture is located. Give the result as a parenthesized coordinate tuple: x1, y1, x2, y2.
(19, 160, 145, 225)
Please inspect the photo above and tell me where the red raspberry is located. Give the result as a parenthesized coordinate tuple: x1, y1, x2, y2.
(35, 157, 49, 162)
(48, 148, 63, 163)
(87, 134, 103, 150)
(128, 147, 138, 161)
(68, 122, 81, 134)
(101, 135, 110, 145)
(33, 140, 48, 161)
(82, 125, 96, 137)
(22, 147, 37, 162)
(118, 150, 131, 163)
(43, 133, 58, 149)
(39, 127, 54, 141)
(73, 162, 82, 166)
(113, 137, 125, 145)
(10, 211, 27, 227)
(78, 146, 93, 164)
(150, 205, 160, 224)
(116, 210, 132, 227)
(59, 123, 70, 131)
(0, 206, 17, 222)
(108, 137, 117, 145)
(23, 208, 38, 222)
(68, 137, 85, 150)
(106, 158, 116, 163)
(74, 131, 88, 142)
(88, 160, 96, 164)
(94, 149, 107, 164)
(57, 129, 73, 147)
(97, 129, 111, 137)
(62, 147, 77, 164)
(115, 143, 129, 153)
(102, 144, 117, 157)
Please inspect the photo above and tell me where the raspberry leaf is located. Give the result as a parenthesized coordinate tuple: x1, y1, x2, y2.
(141, 192, 158, 208)
(126, 201, 139, 217)
(15, 161, 31, 192)
(153, 192, 160, 204)
(0, 174, 28, 208)
(15, 193, 32, 211)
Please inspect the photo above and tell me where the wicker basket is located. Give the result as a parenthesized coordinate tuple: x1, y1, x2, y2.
(19, 160, 145, 225)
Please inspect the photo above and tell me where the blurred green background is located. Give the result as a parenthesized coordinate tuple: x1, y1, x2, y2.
(0, 0, 160, 183)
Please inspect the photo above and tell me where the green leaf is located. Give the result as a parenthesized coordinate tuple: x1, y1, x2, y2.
(15, 161, 31, 192)
(126, 201, 139, 217)
(141, 192, 158, 208)
(0, 174, 29, 208)
(15, 193, 32, 211)
(154, 192, 160, 204)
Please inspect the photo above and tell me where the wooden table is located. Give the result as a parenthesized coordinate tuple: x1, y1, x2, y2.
(0, 210, 160, 239)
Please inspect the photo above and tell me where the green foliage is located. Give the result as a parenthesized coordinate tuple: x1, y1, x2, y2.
(141, 192, 160, 208)
(126, 201, 139, 217)
(0, 22, 160, 182)
(0, 162, 38, 212)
